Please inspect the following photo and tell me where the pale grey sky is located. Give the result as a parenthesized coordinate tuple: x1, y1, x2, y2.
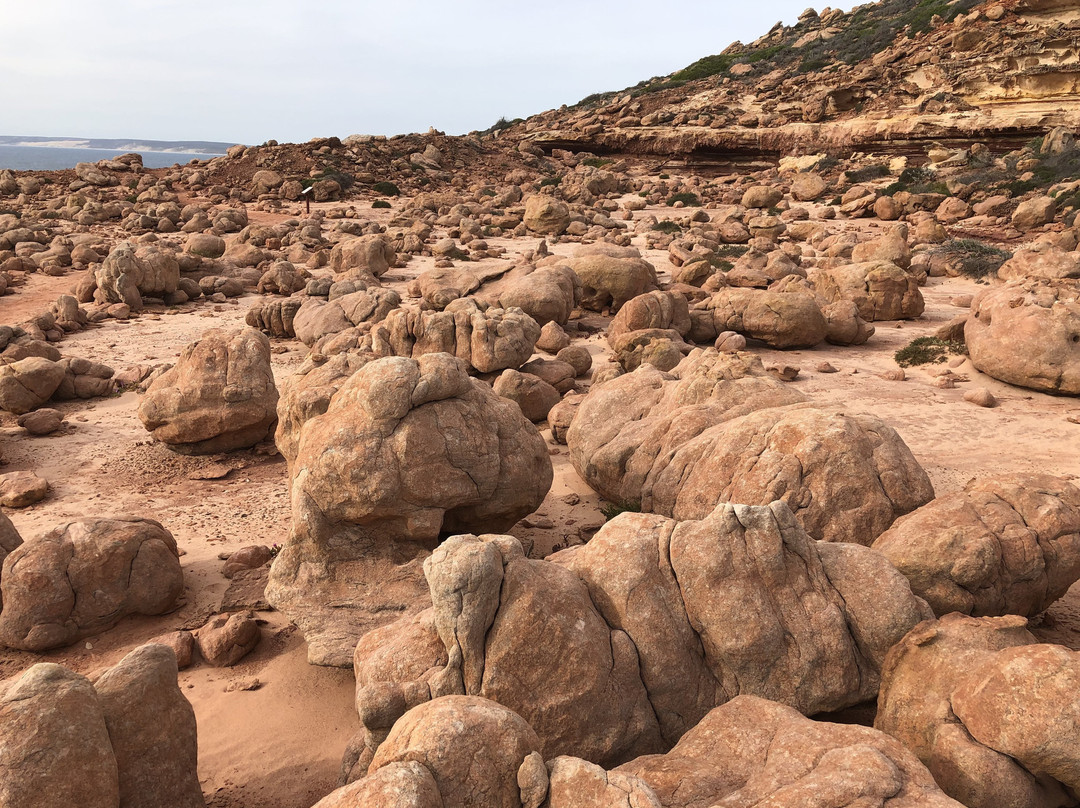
(0, 1, 857, 145)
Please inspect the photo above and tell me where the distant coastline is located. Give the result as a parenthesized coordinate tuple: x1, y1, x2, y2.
(0, 134, 235, 155)
(0, 143, 226, 171)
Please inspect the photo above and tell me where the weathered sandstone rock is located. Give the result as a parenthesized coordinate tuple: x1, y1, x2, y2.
(873, 474, 1080, 617)
(268, 353, 552, 666)
(0, 517, 183, 651)
(347, 502, 930, 771)
(966, 278, 1080, 395)
(876, 613, 1079, 808)
(138, 327, 278, 453)
(813, 261, 925, 321)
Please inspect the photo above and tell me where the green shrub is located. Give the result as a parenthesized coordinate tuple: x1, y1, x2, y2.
(582, 157, 612, 169)
(799, 58, 829, 73)
(933, 239, 1012, 278)
(600, 500, 642, 521)
(539, 176, 561, 187)
(717, 244, 749, 257)
(667, 192, 700, 207)
(894, 336, 966, 368)
(652, 220, 682, 234)
(372, 200, 391, 209)
(373, 180, 400, 196)
(845, 164, 890, 184)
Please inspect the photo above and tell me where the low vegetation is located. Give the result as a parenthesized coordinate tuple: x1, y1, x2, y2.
(894, 337, 966, 368)
(932, 239, 1011, 279)
(667, 192, 700, 207)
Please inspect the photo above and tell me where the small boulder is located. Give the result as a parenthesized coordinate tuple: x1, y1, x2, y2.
(196, 611, 261, 667)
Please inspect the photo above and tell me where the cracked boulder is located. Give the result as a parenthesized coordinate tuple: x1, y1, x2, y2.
(329, 234, 396, 283)
(0, 355, 66, 414)
(618, 695, 962, 808)
(93, 243, 180, 311)
(0, 518, 184, 651)
(267, 353, 552, 666)
(965, 278, 1080, 395)
(495, 264, 581, 327)
(567, 349, 931, 545)
(138, 326, 279, 453)
(876, 613, 1080, 808)
(292, 289, 401, 346)
(690, 285, 828, 348)
(561, 244, 659, 312)
(345, 501, 930, 774)
(873, 474, 1080, 617)
(812, 261, 925, 321)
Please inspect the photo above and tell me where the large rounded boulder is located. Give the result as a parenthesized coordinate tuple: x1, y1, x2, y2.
(138, 326, 279, 453)
(965, 278, 1080, 395)
(0, 518, 183, 651)
(873, 474, 1080, 617)
(267, 353, 553, 666)
(566, 350, 933, 546)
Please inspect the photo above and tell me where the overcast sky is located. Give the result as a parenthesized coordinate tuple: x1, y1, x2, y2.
(0, 1, 858, 145)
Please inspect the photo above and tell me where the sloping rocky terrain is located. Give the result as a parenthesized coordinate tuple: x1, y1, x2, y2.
(2, 1, 1080, 807)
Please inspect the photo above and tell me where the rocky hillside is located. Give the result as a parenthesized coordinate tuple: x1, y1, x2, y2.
(503, 0, 1080, 167)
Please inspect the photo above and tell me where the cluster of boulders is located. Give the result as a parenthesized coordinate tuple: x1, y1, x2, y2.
(342, 501, 931, 775)
(0, 644, 204, 808)
(316, 694, 963, 808)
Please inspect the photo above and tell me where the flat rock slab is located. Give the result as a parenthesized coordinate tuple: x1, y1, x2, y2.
(221, 567, 271, 612)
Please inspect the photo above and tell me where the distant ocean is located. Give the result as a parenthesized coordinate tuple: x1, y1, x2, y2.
(0, 144, 223, 171)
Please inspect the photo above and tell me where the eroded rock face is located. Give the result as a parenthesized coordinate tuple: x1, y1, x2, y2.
(94, 243, 180, 311)
(966, 278, 1080, 395)
(876, 613, 1080, 808)
(812, 261, 925, 321)
(246, 296, 304, 338)
(566, 350, 932, 545)
(0, 518, 184, 652)
(562, 245, 659, 312)
(873, 474, 1080, 617)
(292, 289, 401, 346)
(347, 502, 930, 772)
(998, 244, 1080, 282)
(267, 353, 552, 666)
(138, 326, 279, 453)
(314, 299, 542, 375)
(692, 285, 828, 348)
